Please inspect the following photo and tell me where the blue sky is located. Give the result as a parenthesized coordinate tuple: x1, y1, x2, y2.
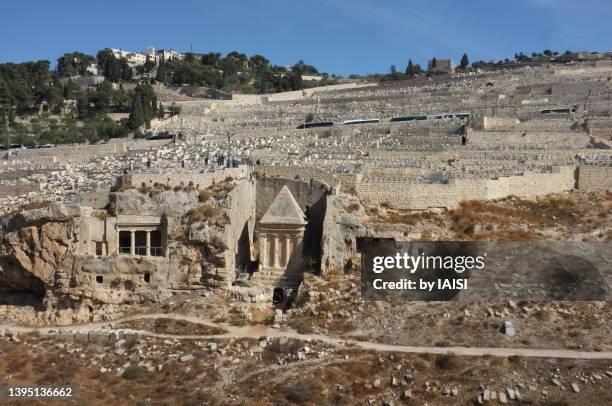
(1, 0, 611, 75)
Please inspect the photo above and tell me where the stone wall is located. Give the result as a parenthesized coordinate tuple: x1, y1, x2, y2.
(2, 140, 171, 165)
(127, 166, 249, 190)
(254, 165, 361, 189)
(0, 183, 40, 198)
(254, 165, 578, 210)
(356, 167, 576, 210)
(356, 181, 459, 210)
(469, 131, 590, 147)
(578, 165, 612, 191)
(471, 116, 520, 130)
(590, 128, 612, 140)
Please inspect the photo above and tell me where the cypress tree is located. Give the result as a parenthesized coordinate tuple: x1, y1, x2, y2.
(406, 59, 415, 77)
(128, 93, 144, 130)
(460, 53, 469, 70)
(156, 59, 166, 83)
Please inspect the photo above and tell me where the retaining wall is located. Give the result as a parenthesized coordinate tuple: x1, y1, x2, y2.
(353, 167, 576, 210)
(0, 183, 40, 198)
(127, 166, 249, 190)
(253, 165, 361, 189)
(578, 165, 612, 191)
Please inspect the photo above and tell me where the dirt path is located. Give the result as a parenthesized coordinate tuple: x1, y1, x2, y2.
(2, 312, 612, 360)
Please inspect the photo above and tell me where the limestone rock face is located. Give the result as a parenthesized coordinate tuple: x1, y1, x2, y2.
(0, 201, 231, 315)
(0, 203, 79, 305)
(320, 194, 367, 273)
(109, 190, 199, 217)
(0, 180, 253, 323)
(188, 221, 229, 287)
(109, 191, 156, 215)
(1, 203, 81, 236)
(150, 191, 199, 216)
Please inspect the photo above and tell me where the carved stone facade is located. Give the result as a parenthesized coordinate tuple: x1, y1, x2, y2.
(255, 186, 307, 290)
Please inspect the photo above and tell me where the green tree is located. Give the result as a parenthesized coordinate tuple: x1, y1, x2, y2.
(0, 110, 8, 148)
(155, 58, 166, 83)
(405, 59, 415, 76)
(128, 93, 144, 130)
(460, 53, 469, 70)
(201, 52, 221, 66)
(119, 59, 132, 81)
(389, 64, 401, 80)
(7, 104, 15, 127)
(96, 49, 131, 82)
(91, 80, 114, 115)
(57, 52, 96, 77)
(142, 57, 156, 74)
(127, 84, 157, 130)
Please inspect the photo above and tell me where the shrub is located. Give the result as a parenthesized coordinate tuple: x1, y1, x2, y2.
(186, 204, 221, 223)
(285, 379, 322, 403)
(291, 319, 315, 334)
(121, 366, 145, 380)
(543, 396, 571, 406)
(534, 308, 553, 321)
(301, 256, 317, 274)
(198, 190, 211, 202)
(229, 317, 246, 327)
(434, 354, 464, 370)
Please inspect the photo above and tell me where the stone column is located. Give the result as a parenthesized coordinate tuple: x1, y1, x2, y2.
(272, 235, 280, 268)
(146, 231, 151, 256)
(286, 237, 293, 267)
(130, 230, 135, 255)
(295, 236, 303, 264)
(259, 234, 267, 267)
(280, 236, 287, 267)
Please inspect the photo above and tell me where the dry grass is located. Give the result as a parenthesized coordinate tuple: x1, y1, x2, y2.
(92, 210, 108, 220)
(380, 209, 444, 226)
(116, 182, 134, 192)
(2, 336, 611, 406)
(344, 203, 360, 213)
(290, 318, 316, 334)
(115, 318, 227, 335)
(186, 203, 221, 223)
(452, 195, 583, 230)
(371, 191, 611, 241)
(343, 186, 357, 195)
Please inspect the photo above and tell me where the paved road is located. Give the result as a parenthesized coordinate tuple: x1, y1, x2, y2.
(2, 312, 611, 360)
